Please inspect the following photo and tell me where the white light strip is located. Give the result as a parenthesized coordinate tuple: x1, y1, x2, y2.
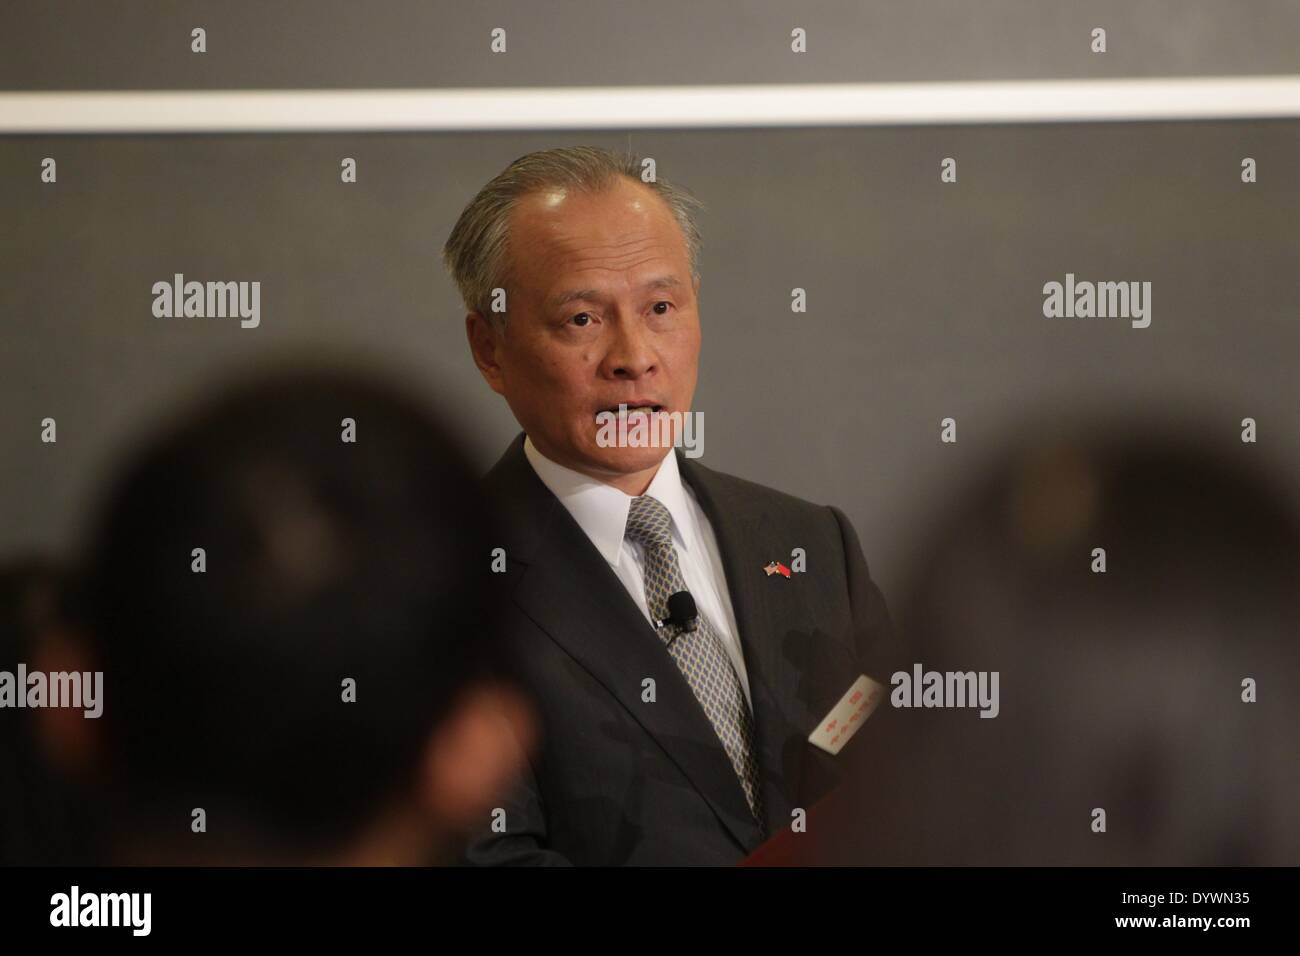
(3, 76, 1300, 133)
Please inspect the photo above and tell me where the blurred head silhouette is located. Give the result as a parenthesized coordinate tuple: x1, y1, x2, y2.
(0, 559, 98, 864)
(822, 418, 1300, 865)
(54, 367, 534, 864)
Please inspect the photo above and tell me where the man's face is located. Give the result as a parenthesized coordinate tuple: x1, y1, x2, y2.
(468, 177, 701, 485)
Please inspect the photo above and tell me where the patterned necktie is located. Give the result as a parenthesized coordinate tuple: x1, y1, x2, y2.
(625, 494, 765, 829)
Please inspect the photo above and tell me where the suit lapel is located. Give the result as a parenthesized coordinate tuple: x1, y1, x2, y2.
(676, 453, 810, 836)
(487, 437, 765, 853)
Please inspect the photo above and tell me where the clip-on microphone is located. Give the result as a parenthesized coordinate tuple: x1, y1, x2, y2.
(656, 591, 699, 645)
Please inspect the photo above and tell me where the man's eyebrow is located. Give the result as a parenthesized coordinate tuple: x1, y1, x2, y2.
(641, 275, 683, 293)
(547, 275, 683, 309)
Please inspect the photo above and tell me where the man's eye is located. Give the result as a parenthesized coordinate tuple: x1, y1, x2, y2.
(652, 301, 672, 315)
(569, 312, 592, 327)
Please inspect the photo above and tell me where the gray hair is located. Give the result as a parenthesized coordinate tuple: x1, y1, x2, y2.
(441, 146, 704, 326)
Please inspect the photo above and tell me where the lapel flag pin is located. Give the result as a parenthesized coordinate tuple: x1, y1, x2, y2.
(763, 560, 792, 578)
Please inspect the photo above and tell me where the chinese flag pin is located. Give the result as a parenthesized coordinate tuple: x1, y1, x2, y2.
(763, 560, 792, 578)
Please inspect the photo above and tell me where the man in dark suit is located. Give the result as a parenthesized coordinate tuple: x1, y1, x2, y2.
(442, 146, 895, 865)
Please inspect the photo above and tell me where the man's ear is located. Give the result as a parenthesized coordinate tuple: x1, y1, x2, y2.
(416, 682, 537, 833)
(466, 311, 507, 396)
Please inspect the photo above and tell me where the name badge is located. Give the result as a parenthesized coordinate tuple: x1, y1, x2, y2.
(807, 674, 884, 754)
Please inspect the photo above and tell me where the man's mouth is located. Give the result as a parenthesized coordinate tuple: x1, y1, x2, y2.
(594, 403, 664, 422)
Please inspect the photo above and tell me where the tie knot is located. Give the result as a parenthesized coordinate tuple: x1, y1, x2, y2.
(625, 494, 674, 549)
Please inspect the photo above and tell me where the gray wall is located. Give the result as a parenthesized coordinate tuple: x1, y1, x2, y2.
(3, 2, 1298, 600)
(5, 122, 1298, 600)
(4, 0, 1300, 88)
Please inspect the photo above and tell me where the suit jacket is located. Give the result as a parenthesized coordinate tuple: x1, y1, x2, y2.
(463, 434, 896, 865)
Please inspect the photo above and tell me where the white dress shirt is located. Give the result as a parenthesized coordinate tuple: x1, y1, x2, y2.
(523, 436, 753, 708)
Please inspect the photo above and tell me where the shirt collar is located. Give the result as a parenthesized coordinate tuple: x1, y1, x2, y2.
(523, 436, 693, 569)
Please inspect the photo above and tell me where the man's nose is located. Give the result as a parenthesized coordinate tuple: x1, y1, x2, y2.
(603, 319, 656, 379)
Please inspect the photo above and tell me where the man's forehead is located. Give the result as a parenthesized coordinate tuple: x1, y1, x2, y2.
(521, 178, 652, 211)
(510, 183, 690, 301)
(514, 180, 672, 240)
